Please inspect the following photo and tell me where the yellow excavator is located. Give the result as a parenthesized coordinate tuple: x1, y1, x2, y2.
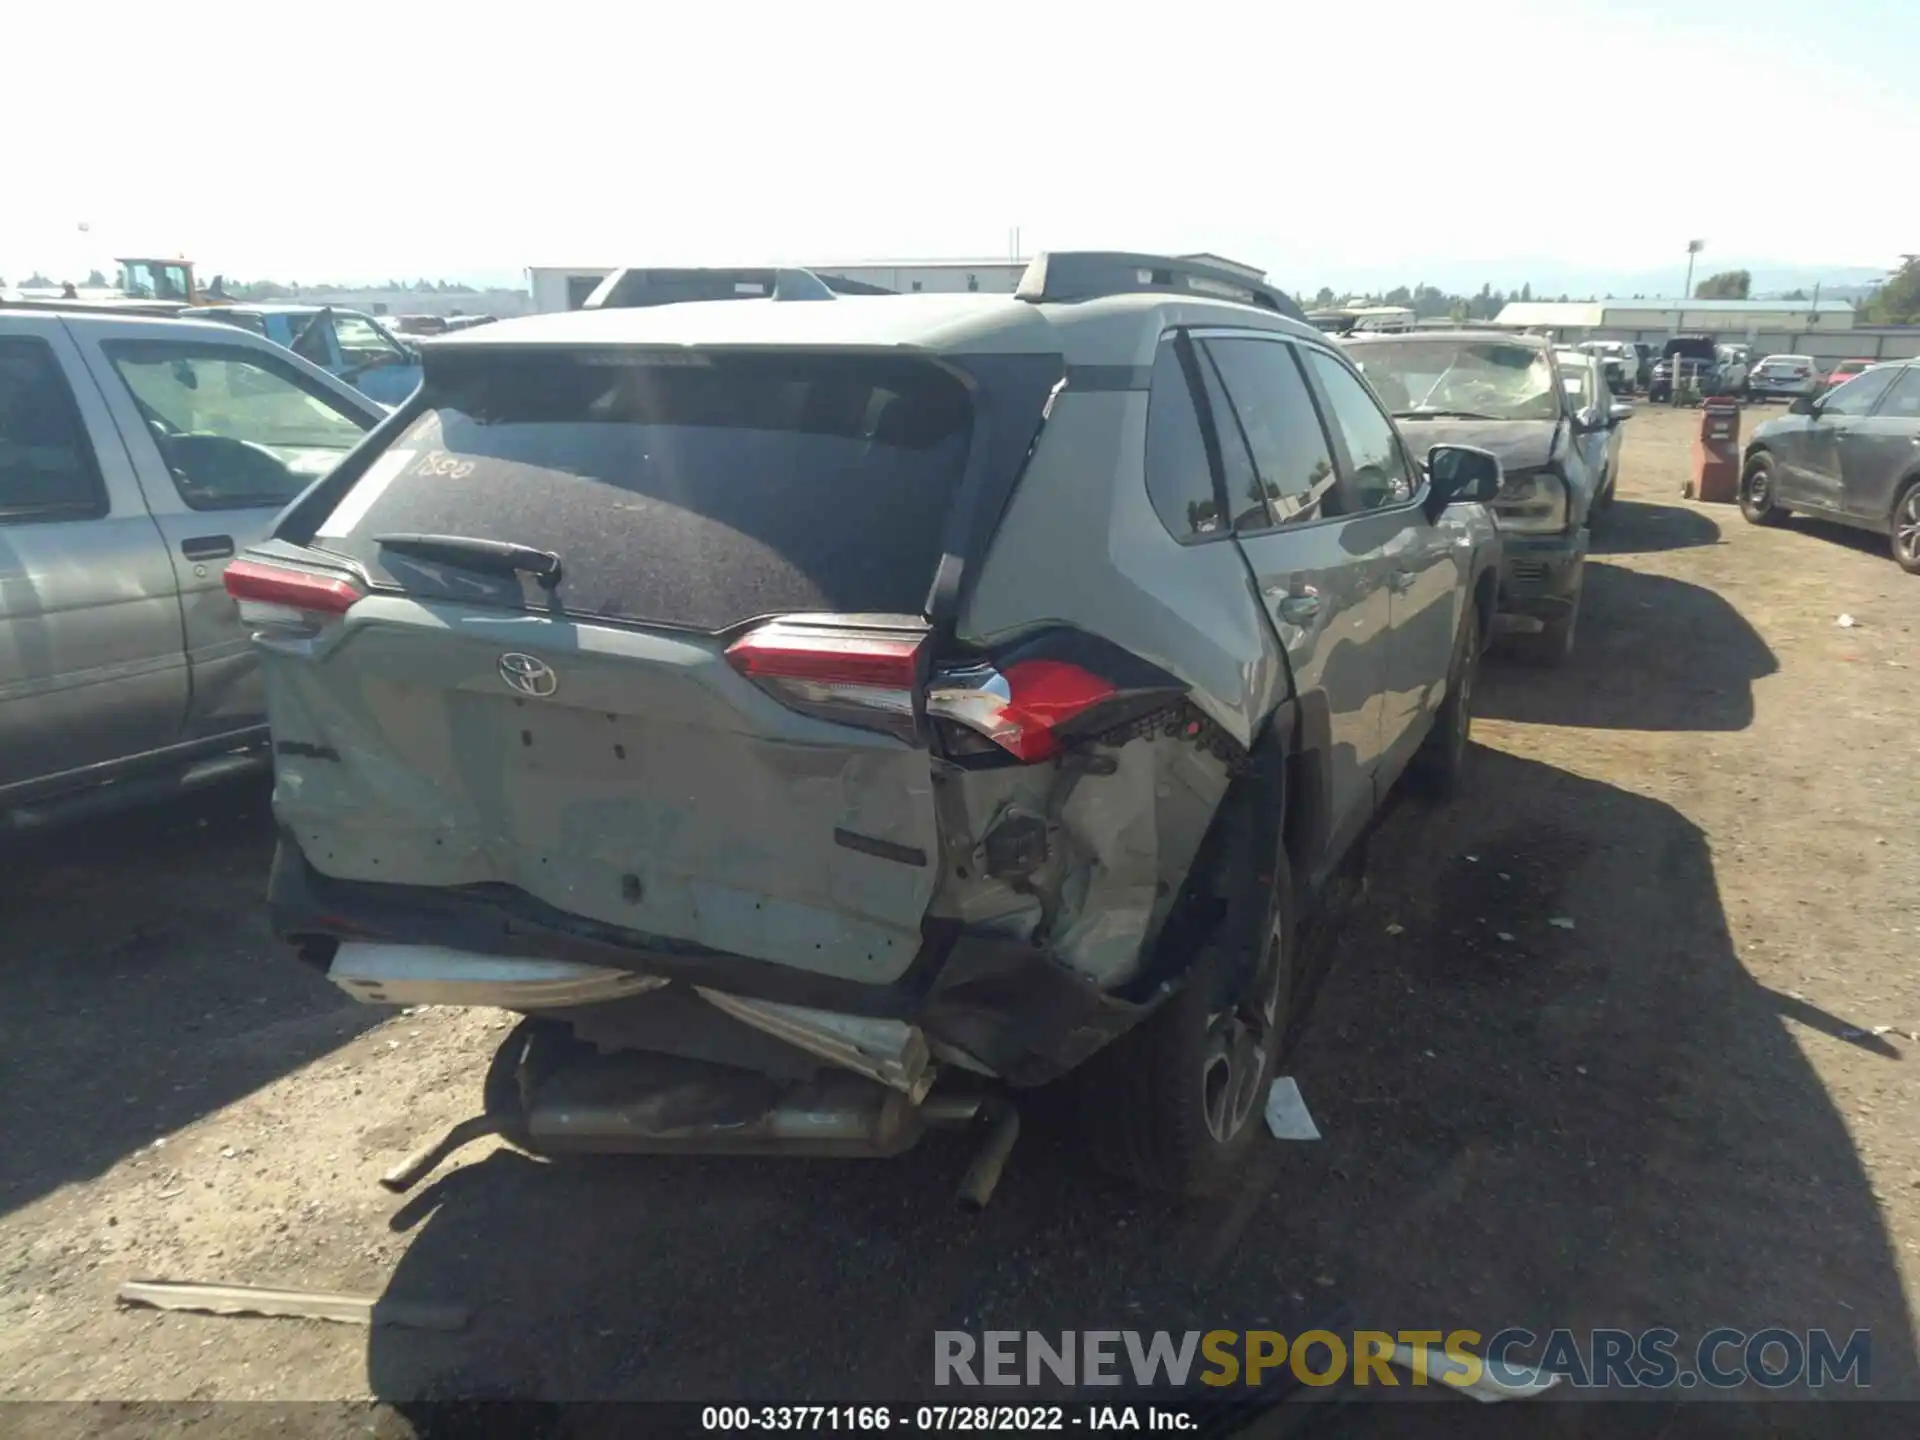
(113, 257, 236, 307)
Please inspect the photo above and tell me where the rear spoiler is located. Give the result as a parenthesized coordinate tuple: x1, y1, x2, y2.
(1015, 251, 1306, 321)
(582, 267, 839, 310)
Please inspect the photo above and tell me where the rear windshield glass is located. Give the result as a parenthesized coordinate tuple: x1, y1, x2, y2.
(310, 349, 974, 632)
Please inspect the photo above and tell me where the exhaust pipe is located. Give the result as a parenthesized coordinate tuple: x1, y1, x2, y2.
(524, 1056, 928, 1158)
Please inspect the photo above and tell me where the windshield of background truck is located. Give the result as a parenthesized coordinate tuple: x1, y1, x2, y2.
(1349, 339, 1559, 420)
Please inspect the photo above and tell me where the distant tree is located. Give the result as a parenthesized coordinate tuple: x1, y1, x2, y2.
(1313, 286, 1336, 308)
(1781, 288, 1809, 301)
(84, 268, 107, 287)
(1556, 293, 1570, 303)
(1694, 269, 1752, 299)
(1519, 283, 1533, 302)
(22, 271, 53, 287)
(1862, 256, 1920, 323)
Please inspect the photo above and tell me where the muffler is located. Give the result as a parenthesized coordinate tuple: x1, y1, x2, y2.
(523, 1050, 927, 1158)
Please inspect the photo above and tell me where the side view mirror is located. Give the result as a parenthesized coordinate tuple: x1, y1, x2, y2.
(1789, 394, 1818, 417)
(1609, 401, 1634, 424)
(1425, 443, 1502, 517)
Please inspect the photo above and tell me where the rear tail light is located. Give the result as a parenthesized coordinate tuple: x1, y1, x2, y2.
(725, 620, 1129, 762)
(927, 659, 1116, 763)
(725, 620, 925, 739)
(223, 557, 362, 630)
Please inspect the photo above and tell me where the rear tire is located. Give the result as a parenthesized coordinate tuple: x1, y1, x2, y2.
(1892, 480, 1920, 575)
(1409, 604, 1480, 802)
(1740, 453, 1787, 526)
(1077, 788, 1294, 1197)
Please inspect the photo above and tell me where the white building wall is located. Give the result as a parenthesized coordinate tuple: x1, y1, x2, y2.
(528, 267, 614, 313)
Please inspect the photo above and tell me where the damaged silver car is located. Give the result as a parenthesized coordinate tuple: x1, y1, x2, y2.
(231, 252, 1503, 1197)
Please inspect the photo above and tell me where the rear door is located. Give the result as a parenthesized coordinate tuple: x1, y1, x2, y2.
(0, 320, 187, 790)
(1298, 345, 1463, 782)
(73, 323, 380, 740)
(1841, 366, 1920, 523)
(246, 345, 990, 984)
(1191, 331, 1394, 858)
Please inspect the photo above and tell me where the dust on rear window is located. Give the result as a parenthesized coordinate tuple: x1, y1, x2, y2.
(311, 349, 974, 632)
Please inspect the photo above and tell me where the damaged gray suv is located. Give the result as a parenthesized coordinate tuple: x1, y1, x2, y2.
(232, 253, 1502, 1196)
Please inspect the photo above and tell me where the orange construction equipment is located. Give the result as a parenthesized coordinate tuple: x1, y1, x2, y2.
(1687, 396, 1742, 503)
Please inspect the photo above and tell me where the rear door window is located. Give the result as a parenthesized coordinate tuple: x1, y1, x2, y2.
(312, 349, 976, 632)
(102, 339, 372, 510)
(1304, 349, 1417, 511)
(0, 336, 109, 524)
(1199, 337, 1341, 527)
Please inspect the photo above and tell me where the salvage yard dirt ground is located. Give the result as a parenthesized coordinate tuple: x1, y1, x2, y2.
(3, 403, 1918, 1420)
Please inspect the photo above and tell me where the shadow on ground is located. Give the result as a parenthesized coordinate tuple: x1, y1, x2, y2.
(1781, 513, 1899, 564)
(1592, 498, 1724, 556)
(0, 779, 377, 1218)
(1480, 561, 1777, 731)
(364, 746, 1912, 1414)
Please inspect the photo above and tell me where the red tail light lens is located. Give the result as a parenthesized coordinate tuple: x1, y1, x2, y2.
(223, 558, 362, 628)
(928, 658, 1116, 763)
(725, 620, 926, 738)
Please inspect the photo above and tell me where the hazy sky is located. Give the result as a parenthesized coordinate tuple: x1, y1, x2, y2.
(6, 0, 1915, 291)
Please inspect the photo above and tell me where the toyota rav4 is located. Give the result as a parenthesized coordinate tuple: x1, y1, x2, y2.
(231, 253, 1503, 1196)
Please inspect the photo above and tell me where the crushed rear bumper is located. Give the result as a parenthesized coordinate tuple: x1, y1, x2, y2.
(270, 837, 1165, 1087)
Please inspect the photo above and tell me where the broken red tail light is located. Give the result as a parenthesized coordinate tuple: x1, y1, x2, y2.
(928, 658, 1117, 763)
(223, 557, 363, 629)
(725, 619, 926, 738)
(727, 620, 1130, 761)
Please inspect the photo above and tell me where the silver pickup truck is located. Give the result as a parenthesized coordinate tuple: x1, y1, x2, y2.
(0, 306, 385, 829)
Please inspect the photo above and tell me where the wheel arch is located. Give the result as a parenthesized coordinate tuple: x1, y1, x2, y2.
(1889, 467, 1920, 521)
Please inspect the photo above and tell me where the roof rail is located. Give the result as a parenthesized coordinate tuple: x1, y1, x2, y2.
(0, 295, 192, 318)
(582, 266, 838, 311)
(1015, 251, 1305, 321)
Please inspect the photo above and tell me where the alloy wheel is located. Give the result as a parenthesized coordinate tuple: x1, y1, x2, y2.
(1897, 489, 1920, 569)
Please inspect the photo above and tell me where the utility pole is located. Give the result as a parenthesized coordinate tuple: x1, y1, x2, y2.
(1683, 239, 1704, 303)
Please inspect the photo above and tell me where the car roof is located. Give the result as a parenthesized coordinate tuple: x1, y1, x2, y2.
(426, 290, 1325, 361)
(0, 307, 306, 340)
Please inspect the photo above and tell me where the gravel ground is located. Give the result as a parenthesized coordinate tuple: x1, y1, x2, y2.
(2, 403, 1916, 1423)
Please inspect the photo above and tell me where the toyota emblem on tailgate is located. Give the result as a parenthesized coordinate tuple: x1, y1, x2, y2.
(498, 652, 558, 698)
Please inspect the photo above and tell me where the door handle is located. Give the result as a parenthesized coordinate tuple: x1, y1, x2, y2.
(180, 534, 235, 561)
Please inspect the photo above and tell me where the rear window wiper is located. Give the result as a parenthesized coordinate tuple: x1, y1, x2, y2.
(373, 532, 563, 590)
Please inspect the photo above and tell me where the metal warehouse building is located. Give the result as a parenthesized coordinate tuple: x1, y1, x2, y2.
(1491, 297, 1920, 366)
(1495, 298, 1857, 336)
